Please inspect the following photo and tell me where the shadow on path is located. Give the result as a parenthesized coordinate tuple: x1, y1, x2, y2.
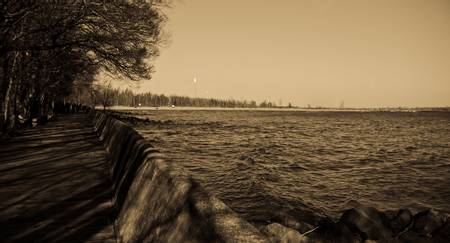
(0, 114, 116, 243)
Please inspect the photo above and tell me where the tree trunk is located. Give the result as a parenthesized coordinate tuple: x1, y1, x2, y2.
(2, 51, 19, 132)
(12, 76, 19, 129)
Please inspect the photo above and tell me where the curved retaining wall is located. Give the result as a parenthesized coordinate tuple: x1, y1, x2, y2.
(91, 112, 268, 243)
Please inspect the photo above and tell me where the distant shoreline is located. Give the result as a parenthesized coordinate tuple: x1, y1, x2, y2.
(101, 105, 450, 113)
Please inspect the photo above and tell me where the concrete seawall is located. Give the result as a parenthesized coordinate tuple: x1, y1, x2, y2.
(91, 112, 269, 242)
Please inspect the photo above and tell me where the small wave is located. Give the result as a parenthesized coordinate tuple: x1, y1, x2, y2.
(124, 110, 450, 224)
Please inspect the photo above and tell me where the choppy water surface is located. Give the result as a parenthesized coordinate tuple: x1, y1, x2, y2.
(130, 110, 450, 223)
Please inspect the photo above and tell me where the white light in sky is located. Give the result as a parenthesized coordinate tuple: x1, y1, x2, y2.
(193, 77, 197, 83)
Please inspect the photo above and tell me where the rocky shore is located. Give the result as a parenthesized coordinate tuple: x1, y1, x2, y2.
(261, 201, 449, 243)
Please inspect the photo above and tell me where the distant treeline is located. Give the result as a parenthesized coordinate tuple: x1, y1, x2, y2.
(101, 89, 292, 108)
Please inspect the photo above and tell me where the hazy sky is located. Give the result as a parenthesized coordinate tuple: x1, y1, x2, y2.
(130, 0, 450, 108)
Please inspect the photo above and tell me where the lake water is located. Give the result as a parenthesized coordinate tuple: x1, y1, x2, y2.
(127, 110, 450, 224)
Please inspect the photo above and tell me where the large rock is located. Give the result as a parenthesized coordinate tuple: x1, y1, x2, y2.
(389, 209, 413, 234)
(265, 223, 307, 243)
(413, 210, 444, 236)
(272, 212, 316, 234)
(338, 204, 393, 241)
(398, 230, 431, 243)
(306, 220, 361, 243)
(433, 220, 450, 240)
(382, 210, 398, 222)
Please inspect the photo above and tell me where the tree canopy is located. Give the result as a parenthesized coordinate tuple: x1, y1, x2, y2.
(0, 0, 167, 133)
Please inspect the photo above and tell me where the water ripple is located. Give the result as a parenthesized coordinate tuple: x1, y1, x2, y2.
(132, 110, 450, 222)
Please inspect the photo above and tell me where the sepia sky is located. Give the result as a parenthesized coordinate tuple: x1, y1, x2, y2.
(134, 0, 450, 108)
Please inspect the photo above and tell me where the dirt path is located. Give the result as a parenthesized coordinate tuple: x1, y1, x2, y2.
(0, 113, 116, 243)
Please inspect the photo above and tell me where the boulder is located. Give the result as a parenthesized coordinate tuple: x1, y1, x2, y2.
(413, 210, 443, 236)
(338, 204, 393, 241)
(265, 223, 307, 243)
(382, 210, 399, 222)
(431, 219, 450, 242)
(272, 212, 316, 234)
(389, 209, 413, 234)
(306, 220, 361, 243)
(398, 230, 430, 243)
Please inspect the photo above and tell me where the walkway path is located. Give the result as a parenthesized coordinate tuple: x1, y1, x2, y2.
(0, 114, 116, 243)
